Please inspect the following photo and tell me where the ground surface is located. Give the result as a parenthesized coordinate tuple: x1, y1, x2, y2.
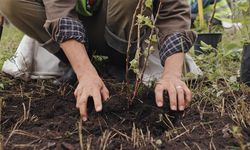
(1, 74, 250, 150)
(1, 27, 250, 150)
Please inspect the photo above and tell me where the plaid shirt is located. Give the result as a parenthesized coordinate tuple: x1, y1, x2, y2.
(55, 17, 86, 44)
(159, 32, 193, 65)
(55, 17, 192, 65)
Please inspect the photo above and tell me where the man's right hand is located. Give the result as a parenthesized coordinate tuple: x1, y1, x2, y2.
(74, 72, 109, 121)
(60, 39, 109, 121)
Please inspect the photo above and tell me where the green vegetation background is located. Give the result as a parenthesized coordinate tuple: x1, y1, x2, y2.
(0, 26, 23, 67)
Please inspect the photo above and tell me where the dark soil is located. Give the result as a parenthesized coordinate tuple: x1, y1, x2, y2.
(1, 73, 250, 150)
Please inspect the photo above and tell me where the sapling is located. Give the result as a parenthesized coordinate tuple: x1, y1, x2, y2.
(126, 0, 162, 102)
(125, 0, 143, 91)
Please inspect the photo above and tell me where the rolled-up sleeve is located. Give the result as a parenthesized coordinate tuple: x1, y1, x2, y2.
(156, 0, 197, 65)
(42, 0, 86, 44)
(159, 31, 196, 65)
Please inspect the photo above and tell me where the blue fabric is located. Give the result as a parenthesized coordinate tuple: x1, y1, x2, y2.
(191, 0, 221, 13)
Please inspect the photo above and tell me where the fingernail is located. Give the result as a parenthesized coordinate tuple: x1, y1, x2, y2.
(179, 106, 185, 111)
(82, 117, 87, 121)
(96, 106, 102, 112)
(171, 106, 177, 111)
(157, 101, 163, 107)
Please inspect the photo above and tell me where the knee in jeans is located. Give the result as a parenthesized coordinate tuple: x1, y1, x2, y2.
(0, 0, 19, 17)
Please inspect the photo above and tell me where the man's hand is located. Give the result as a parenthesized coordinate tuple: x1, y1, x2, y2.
(154, 53, 192, 111)
(74, 72, 109, 121)
(154, 75, 192, 111)
(60, 40, 109, 121)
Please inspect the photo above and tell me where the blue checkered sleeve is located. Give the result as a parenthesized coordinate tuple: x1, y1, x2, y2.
(54, 17, 86, 44)
(159, 32, 193, 66)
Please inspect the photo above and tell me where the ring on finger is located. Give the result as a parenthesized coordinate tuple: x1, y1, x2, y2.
(175, 85, 183, 89)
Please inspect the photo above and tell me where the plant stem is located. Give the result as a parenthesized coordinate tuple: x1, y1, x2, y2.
(78, 119, 84, 150)
(0, 16, 4, 40)
(125, 0, 143, 90)
(0, 16, 4, 26)
(208, 0, 217, 33)
(132, 2, 162, 101)
(129, 0, 145, 104)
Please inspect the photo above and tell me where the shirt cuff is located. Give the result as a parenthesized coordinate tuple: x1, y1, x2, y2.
(54, 17, 86, 44)
(159, 32, 195, 66)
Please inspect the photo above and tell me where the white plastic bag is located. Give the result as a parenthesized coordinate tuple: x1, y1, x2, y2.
(2, 35, 66, 80)
(143, 49, 203, 86)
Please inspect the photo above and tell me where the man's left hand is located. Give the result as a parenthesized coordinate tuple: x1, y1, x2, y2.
(154, 75, 192, 111)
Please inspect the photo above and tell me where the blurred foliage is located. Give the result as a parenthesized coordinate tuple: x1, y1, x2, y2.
(0, 25, 23, 68)
(232, 0, 250, 43)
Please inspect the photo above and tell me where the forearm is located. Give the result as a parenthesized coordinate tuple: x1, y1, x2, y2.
(157, 0, 196, 66)
(60, 40, 98, 80)
(61, 40, 109, 120)
(155, 52, 191, 110)
(162, 53, 184, 79)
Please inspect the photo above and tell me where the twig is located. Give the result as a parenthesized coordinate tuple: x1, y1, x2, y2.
(125, 0, 143, 89)
(208, 0, 217, 33)
(86, 137, 92, 150)
(0, 16, 4, 26)
(111, 128, 131, 141)
(194, 142, 202, 150)
(130, 0, 145, 103)
(0, 16, 4, 40)
(12, 130, 40, 139)
(78, 119, 84, 150)
(209, 138, 217, 150)
(132, 2, 162, 100)
(169, 130, 190, 141)
(4, 119, 25, 146)
(4, 101, 31, 146)
(183, 141, 192, 150)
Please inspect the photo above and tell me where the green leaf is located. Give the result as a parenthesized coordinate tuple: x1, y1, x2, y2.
(150, 34, 157, 43)
(145, 0, 153, 9)
(137, 14, 144, 24)
(237, 0, 249, 12)
(0, 83, 4, 90)
(200, 41, 213, 51)
(136, 14, 154, 28)
(129, 59, 139, 74)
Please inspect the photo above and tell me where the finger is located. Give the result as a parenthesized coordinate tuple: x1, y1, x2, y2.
(78, 93, 88, 121)
(92, 90, 103, 112)
(183, 85, 192, 107)
(176, 87, 185, 111)
(75, 90, 83, 108)
(154, 85, 164, 107)
(167, 85, 177, 111)
(74, 88, 80, 98)
(101, 86, 110, 101)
